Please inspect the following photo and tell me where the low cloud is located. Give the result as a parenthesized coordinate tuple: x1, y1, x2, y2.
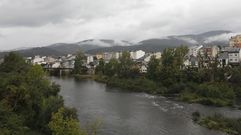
(204, 33, 241, 43)
(0, 0, 241, 50)
(174, 37, 199, 44)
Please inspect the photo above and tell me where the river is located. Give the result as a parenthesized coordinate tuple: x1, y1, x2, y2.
(50, 77, 241, 135)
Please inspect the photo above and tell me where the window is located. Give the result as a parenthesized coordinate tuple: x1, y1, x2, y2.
(230, 59, 233, 61)
(235, 59, 238, 61)
(235, 54, 238, 56)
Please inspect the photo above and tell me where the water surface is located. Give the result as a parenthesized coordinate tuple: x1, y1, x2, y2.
(51, 77, 241, 135)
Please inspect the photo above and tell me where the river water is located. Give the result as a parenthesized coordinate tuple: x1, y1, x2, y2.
(50, 77, 241, 135)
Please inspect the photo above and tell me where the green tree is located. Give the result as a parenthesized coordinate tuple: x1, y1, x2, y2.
(74, 51, 86, 74)
(146, 55, 160, 81)
(104, 58, 118, 77)
(48, 107, 86, 135)
(159, 46, 188, 85)
(0, 52, 30, 73)
(117, 51, 135, 78)
(173, 46, 188, 69)
(95, 58, 105, 75)
(0, 52, 83, 135)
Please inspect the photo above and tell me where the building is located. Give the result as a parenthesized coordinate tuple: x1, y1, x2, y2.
(130, 50, 145, 60)
(103, 52, 113, 61)
(140, 64, 147, 73)
(220, 47, 241, 66)
(87, 55, 94, 64)
(230, 35, 241, 48)
(52, 62, 61, 68)
(218, 52, 229, 67)
(227, 48, 241, 65)
(112, 52, 121, 59)
(44, 56, 56, 64)
(200, 46, 219, 58)
(141, 52, 162, 63)
(188, 45, 203, 57)
(96, 53, 103, 60)
(32, 56, 45, 65)
(184, 55, 199, 67)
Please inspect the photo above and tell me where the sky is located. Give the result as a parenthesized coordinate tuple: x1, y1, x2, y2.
(0, 0, 241, 50)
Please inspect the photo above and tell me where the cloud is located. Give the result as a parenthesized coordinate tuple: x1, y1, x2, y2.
(175, 37, 199, 44)
(0, 0, 76, 27)
(0, 0, 241, 50)
(204, 33, 241, 43)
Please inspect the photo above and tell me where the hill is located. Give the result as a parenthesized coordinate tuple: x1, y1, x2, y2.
(0, 30, 236, 57)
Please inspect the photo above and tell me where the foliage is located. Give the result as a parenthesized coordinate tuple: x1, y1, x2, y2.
(192, 111, 200, 122)
(159, 46, 188, 86)
(197, 114, 241, 135)
(74, 51, 87, 75)
(104, 58, 118, 77)
(95, 76, 165, 94)
(94, 46, 241, 107)
(117, 51, 136, 78)
(146, 55, 160, 80)
(180, 82, 235, 106)
(48, 107, 86, 135)
(0, 52, 30, 73)
(95, 52, 140, 78)
(95, 58, 105, 75)
(0, 53, 83, 135)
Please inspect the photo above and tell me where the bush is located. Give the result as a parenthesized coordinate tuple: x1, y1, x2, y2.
(192, 111, 200, 122)
(198, 114, 241, 135)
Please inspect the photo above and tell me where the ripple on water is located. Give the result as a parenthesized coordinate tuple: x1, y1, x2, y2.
(141, 93, 156, 99)
(152, 101, 169, 112)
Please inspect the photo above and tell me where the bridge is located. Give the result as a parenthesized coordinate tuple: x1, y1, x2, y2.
(43, 67, 74, 76)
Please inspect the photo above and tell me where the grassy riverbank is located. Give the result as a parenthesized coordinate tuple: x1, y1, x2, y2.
(94, 75, 162, 94)
(93, 75, 237, 107)
(192, 112, 241, 135)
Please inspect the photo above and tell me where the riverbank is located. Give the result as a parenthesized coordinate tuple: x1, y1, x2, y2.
(93, 75, 237, 107)
(192, 112, 241, 135)
(94, 75, 163, 94)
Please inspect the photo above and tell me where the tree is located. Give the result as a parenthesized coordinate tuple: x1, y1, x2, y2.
(104, 58, 118, 77)
(173, 46, 188, 69)
(95, 58, 105, 75)
(159, 46, 188, 85)
(48, 107, 86, 135)
(74, 51, 86, 74)
(0, 52, 30, 73)
(117, 51, 135, 78)
(146, 55, 160, 81)
(0, 52, 83, 135)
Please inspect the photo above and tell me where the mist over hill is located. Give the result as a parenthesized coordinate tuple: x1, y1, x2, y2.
(0, 30, 237, 58)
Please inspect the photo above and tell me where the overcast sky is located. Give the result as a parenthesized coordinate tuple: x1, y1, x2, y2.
(0, 0, 241, 50)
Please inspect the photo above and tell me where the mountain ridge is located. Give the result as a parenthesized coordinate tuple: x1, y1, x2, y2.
(0, 30, 238, 58)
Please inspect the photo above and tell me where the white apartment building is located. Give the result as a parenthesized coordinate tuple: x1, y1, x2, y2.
(87, 55, 94, 64)
(32, 56, 45, 65)
(227, 48, 241, 64)
(130, 50, 145, 60)
(219, 47, 241, 65)
(143, 52, 162, 62)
